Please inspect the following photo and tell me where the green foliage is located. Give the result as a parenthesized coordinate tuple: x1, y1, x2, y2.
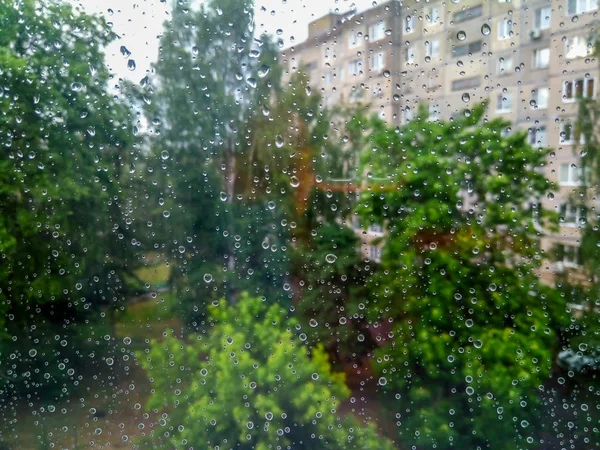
(356, 104, 567, 449)
(144, 0, 293, 325)
(295, 223, 376, 363)
(139, 294, 395, 449)
(0, 0, 139, 395)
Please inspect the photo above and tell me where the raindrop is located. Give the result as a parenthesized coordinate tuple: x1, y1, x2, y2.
(162, 210, 170, 218)
(127, 59, 136, 71)
(378, 377, 387, 386)
(275, 135, 285, 148)
(481, 24, 491, 36)
(462, 93, 471, 103)
(383, 70, 391, 78)
(325, 253, 337, 264)
(29, 349, 37, 357)
(258, 65, 270, 78)
(160, 150, 169, 160)
(120, 46, 131, 58)
(246, 77, 257, 88)
(220, 192, 228, 202)
(457, 31, 467, 41)
(290, 176, 299, 188)
(106, 357, 114, 366)
(309, 319, 318, 327)
(203, 274, 213, 283)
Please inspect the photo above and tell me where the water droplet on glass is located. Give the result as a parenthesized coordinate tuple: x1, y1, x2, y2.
(106, 357, 114, 366)
(309, 319, 318, 327)
(457, 31, 467, 41)
(378, 377, 387, 386)
(203, 274, 213, 283)
(246, 77, 257, 88)
(258, 64, 270, 78)
(290, 176, 299, 188)
(220, 192, 228, 202)
(383, 70, 391, 78)
(162, 210, 170, 218)
(127, 59, 136, 71)
(325, 253, 337, 264)
(275, 135, 285, 148)
(120, 45, 131, 58)
(481, 24, 491, 36)
(29, 349, 37, 357)
(462, 93, 470, 103)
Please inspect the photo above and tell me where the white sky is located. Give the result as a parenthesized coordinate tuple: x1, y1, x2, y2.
(73, 0, 379, 82)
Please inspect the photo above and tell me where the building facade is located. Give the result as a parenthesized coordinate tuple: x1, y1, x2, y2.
(280, 0, 599, 279)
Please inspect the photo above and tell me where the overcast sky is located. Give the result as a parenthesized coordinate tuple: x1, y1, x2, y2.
(73, 0, 378, 82)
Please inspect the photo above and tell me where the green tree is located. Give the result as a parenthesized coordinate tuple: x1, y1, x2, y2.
(295, 223, 377, 365)
(0, 0, 138, 395)
(139, 293, 395, 449)
(356, 104, 567, 449)
(145, 0, 293, 324)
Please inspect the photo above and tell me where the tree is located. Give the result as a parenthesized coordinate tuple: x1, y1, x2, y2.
(294, 223, 377, 365)
(139, 293, 395, 449)
(0, 0, 138, 396)
(355, 104, 567, 449)
(144, 0, 294, 325)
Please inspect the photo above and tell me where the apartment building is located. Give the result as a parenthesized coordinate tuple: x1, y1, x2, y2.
(280, 0, 600, 278)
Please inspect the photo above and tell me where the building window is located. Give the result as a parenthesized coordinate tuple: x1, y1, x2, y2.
(560, 121, 585, 145)
(529, 125, 547, 146)
(426, 7, 441, 24)
(497, 18, 513, 40)
(567, 0, 598, 16)
(532, 87, 549, 109)
(367, 245, 382, 263)
(348, 31, 361, 49)
(497, 55, 514, 75)
(555, 244, 583, 267)
(402, 106, 414, 124)
(453, 40, 482, 57)
(534, 6, 552, 29)
(368, 22, 386, 42)
(496, 93, 512, 113)
(451, 76, 481, 91)
(428, 103, 440, 121)
(559, 162, 583, 185)
(565, 36, 591, 59)
(404, 46, 416, 64)
(369, 52, 385, 72)
(559, 204, 587, 227)
(454, 4, 483, 23)
(563, 77, 595, 101)
(349, 59, 362, 76)
(405, 15, 415, 34)
(368, 223, 383, 234)
(323, 45, 334, 63)
(425, 40, 440, 58)
(533, 48, 550, 68)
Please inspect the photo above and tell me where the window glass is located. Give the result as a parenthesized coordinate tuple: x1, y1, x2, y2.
(534, 47, 550, 68)
(535, 6, 552, 29)
(532, 87, 550, 108)
(3, 1, 599, 449)
(498, 18, 513, 40)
